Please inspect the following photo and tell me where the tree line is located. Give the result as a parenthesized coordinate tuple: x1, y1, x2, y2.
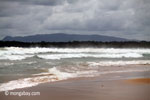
(0, 41, 150, 48)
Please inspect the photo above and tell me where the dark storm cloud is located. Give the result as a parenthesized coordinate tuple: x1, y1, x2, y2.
(0, 0, 150, 40)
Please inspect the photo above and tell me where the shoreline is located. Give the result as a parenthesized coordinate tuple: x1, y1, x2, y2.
(0, 71, 150, 100)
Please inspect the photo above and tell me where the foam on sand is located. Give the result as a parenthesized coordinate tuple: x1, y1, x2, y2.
(0, 67, 99, 92)
(0, 67, 75, 92)
(1, 65, 150, 92)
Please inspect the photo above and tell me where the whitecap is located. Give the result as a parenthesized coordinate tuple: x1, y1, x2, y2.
(88, 60, 150, 66)
(37, 53, 143, 60)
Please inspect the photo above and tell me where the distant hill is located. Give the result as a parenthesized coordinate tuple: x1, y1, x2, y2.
(3, 33, 128, 42)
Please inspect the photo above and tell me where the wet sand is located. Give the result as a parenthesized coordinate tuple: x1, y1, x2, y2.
(0, 71, 150, 100)
(126, 78, 150, 84)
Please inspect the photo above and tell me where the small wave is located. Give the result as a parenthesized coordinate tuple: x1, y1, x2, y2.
(0, 67, 75, 92)
(22, 61, 37, 65)
(0, 65, 150, 92)
(3, 63, 14, 66)
(88, 60, 150, 66)
(0, 67, 97, 92)
(0, 55, 34, 61)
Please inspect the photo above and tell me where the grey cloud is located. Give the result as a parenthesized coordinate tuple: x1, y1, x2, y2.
(133, 0, 150, 26)
(44, 0, 133, 31)
(0, 0, 150, 41)
(0, 0, 77, 6)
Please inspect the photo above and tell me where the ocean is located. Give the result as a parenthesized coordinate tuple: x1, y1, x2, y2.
(0, 47, 150, 91)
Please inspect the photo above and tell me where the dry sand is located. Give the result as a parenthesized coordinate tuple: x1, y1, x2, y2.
(0, 71, 150, 100)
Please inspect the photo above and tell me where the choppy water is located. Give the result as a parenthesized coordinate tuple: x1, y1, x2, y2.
(0, 47, 150, 91)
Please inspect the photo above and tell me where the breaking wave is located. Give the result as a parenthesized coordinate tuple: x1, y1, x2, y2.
(0, 66, 150, 92)
(37, 53, 143, 60)
(0, 47, 150, 91)
(0, 67, 75, 92)
(0, 47, 150, 60)
(0, 55, 33, 61)
(88, 60, 150, 66)
(1, 47, 150, 54)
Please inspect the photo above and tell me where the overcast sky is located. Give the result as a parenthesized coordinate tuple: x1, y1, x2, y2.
(0, 0, 150, 40)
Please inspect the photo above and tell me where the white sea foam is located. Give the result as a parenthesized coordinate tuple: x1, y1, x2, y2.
(0, 55, 33, 60)
(37, 53, 143, 60)
(0, 78, 39, 92)
(1, 65, 150, 92)
(2, 47, 150, 54)
(2, 58, 150, 93)
(0, 47, 150, 91)
(0, 47, 150, 60)
(88, 60, 150, 66)
(0, 67, 98, 92)
(22, 61, 37, 65)
(3, 63, 14, 66)
(48, 67, 75, 79)
(0, 67, 75, 92)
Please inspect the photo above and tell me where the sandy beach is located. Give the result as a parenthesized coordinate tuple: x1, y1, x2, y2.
(0, 71, 150, 100)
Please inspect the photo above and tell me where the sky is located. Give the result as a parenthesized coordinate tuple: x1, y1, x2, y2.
(0, 0, 150, 41)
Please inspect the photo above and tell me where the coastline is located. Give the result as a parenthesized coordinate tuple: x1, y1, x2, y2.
(0, 71, 150, 100)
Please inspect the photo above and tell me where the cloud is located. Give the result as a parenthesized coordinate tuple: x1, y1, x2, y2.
(0, 0, 66, 6)
(0, 0, 150, 40)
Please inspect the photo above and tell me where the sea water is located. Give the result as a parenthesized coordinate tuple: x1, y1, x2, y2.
(0, 47, 150, 91)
